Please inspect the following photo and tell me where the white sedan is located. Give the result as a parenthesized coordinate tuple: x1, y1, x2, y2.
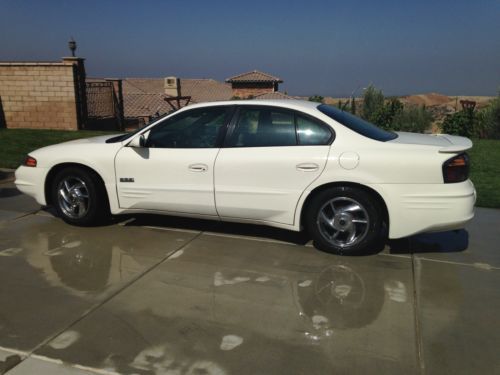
(15, 100, 476, 254)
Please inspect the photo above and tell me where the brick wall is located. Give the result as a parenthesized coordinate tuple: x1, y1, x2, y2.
(0, 58, 85, 130)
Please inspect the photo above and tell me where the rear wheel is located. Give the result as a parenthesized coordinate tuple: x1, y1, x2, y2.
(51, 167, 110, 226)
(305, 186, 385, 255)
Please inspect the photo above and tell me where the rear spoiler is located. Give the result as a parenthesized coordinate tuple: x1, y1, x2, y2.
(435, 134, 473, 153)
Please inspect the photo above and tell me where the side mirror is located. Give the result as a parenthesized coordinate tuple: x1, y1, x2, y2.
(128, 134, 146, 148)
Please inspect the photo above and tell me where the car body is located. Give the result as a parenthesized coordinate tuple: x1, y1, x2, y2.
(15, 100, 476, 254)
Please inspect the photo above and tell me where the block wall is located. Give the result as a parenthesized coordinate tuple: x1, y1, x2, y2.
(0, 61, 79, 130)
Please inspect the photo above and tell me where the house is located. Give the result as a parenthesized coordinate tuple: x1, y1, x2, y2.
(226, 70, 283, 98)
(121, 70, 289, 126)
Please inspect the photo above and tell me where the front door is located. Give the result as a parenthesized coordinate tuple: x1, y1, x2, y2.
(214, 106, 333, 225)
(115, 106, 233, 216)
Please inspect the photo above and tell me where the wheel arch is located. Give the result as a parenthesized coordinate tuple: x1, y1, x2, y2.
(299, 181, 390, 232)
(45, 162, 109, 207)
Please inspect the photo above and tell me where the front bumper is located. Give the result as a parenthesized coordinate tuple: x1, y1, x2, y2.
(15, 166, 49, 205)
(372, 180, 476, 239)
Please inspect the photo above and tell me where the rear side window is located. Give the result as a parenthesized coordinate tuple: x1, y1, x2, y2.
(297, 115, 332, 145)
(226, 107, 296, 147)
(317, 104, 397, 142)
(226, 106, 333, 147)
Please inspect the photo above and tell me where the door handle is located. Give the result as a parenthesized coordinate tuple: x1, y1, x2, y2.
(188, 163, 208, 172)
(296, 163, 319, 172)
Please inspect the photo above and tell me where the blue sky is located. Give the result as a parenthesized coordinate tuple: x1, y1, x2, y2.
(1, 0, 499, 96)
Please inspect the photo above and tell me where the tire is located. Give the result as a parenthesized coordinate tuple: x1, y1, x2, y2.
(305, 186, 385, 255)
(51, 167, 110, 226)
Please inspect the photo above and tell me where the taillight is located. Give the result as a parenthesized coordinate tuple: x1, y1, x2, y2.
(442, 153, 469, 183)
(23, 155, 37, 167)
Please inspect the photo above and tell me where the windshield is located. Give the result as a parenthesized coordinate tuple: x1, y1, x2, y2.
(317, 104, 397, 142)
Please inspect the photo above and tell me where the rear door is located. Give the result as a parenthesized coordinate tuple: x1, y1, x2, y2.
(214, 106, 333, 225)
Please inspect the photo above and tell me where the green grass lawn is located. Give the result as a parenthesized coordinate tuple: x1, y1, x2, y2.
(468, 139, 500, 208)
(0, 129, 118, 169)
(0, 129, 498, 208)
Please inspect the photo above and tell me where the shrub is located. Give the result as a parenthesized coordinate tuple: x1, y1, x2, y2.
(362, 85, 384, 123)
(308, 95, 324, 103)
(392, 105, 433, 133)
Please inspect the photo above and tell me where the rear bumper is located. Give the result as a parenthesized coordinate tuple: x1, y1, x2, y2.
(372, 180, 476, 239)
(15, 166, 49, 205)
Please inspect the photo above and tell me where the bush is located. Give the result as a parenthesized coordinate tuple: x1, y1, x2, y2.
(360, 86, 433, 133)
(308, 95, 324, 103)
(441, 93, 500, 139)
(478, 94, 500, 139)
(362, 85, 384, 123)
(392, 105, 434, 133)
(441, 111, 472, 137)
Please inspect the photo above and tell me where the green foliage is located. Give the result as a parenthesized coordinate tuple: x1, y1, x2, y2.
(370, 98, 404, 130)
(477, 94, 500, 139)
(308, 95, 324, 103)
(441, 93, 500, 139)
(350, 97, 356, 115)
(362, 85, 384, 123)
(360, 86, 433, 133)
(468, 139, 500, 208)
(391, 104, 434, 133)
(442, 111, 474, 137)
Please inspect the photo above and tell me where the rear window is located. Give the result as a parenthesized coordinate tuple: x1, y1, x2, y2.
(317, 104, 397, 142)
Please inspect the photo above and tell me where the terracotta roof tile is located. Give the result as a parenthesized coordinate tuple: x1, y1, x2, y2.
(123, 93, 171, 118)
(226, 70, 282, 83)
(180, 79, 233, 102)
(122, 78, 164, 94)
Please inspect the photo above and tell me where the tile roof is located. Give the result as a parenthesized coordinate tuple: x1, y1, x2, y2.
(122, 78, 164, 95)
(123, 93, 171, 118)
(122, 77, 234, 118)
(180, 79, 233, 103)
(226, 70, 283, 83)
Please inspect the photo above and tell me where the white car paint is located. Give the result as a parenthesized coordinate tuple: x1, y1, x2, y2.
(15, 99, 476, 239)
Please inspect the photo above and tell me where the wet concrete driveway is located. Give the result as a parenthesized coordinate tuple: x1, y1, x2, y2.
(1, 182, 499, 374)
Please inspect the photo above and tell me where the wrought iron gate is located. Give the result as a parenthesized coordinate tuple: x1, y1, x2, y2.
(85, 80, 124, 130)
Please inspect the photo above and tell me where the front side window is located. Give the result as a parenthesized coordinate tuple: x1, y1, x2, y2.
(146, 107, 231, 148)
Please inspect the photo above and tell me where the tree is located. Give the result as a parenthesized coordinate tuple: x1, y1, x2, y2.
(362, 85, 384, 123)
(350, 97, 356, 115)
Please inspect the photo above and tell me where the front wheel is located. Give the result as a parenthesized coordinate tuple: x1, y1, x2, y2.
(305, 187, 385, 255)
(51, 167, 110, 226)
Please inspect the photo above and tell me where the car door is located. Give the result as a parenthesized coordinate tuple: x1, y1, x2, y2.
(115, 106, 234, 216)
(214, 105, 333, 225)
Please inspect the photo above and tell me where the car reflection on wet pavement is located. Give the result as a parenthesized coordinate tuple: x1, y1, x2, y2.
(0, 183, 499, 374)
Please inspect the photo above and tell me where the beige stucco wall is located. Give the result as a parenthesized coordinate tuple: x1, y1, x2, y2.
(0, 60, 80, 130)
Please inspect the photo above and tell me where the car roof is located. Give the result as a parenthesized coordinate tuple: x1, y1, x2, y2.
(181, 99, 322, 113)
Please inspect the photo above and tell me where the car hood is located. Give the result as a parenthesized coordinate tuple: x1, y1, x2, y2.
(389, 132, 472, 153)
(60, 134, 123, 145)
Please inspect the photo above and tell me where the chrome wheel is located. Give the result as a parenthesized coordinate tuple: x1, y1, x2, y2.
(57, 177, 90, 219)
(317, 197, 369, 248)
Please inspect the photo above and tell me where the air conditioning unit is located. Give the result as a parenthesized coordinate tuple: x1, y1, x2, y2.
(164, 76, 180, 97)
